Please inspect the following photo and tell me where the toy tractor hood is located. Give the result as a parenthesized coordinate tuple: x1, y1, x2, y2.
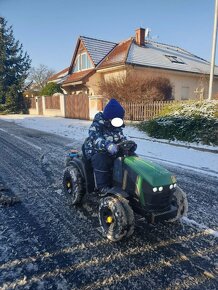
(124, 156, 176, 187)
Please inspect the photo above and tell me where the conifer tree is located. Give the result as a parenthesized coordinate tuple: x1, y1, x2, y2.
(0, 17, 31, 112)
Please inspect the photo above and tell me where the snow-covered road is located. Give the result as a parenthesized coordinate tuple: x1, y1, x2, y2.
(0, 118, 217, 289)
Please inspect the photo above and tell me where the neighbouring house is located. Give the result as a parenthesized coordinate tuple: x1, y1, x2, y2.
(24, 82, 41, 97)
(48, 67, 69, 85)
(48, 27, 218, 101)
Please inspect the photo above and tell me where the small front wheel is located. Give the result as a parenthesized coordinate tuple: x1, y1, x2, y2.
(63, 165, 85, 205)
(99, 196, 132, 242)
(168, 186, 188, 222)
(117, 196, 135, 237)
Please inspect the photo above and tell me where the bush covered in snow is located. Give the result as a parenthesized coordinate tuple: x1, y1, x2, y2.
(138, 101, 218, 145)
(159, 100, 218, 119)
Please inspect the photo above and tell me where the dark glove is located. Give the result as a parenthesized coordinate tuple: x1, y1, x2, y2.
(130, 141, 137, 152)
(106, 142, 118, 155)
(121, 140, 137, 155)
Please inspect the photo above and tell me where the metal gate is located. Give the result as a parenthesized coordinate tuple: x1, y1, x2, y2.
(65, 93, 89, 119)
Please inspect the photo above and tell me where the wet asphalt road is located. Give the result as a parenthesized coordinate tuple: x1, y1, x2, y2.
(0, 119, 217, 290)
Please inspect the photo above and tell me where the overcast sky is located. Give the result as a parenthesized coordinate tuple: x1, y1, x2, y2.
(0, 0, 216, 73)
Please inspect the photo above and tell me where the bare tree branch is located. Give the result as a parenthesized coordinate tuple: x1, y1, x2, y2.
(28, 64, 56, 90)
(98, 69, 173, 102)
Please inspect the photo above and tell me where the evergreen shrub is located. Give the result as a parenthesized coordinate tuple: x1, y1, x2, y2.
(40, 82, 62, 96)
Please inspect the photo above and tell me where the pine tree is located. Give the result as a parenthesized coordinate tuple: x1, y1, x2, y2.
(0, 17, 31, 112)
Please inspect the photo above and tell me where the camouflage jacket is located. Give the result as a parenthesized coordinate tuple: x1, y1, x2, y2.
(83, 112, 126, 159)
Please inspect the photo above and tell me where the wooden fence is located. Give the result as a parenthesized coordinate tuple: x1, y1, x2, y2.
(65, 93, 89, 120)
(28, 95, 176, 121)
(30, 98, 36, 109)
(45, 95, 60, 110)
(121, 101, 174, 121)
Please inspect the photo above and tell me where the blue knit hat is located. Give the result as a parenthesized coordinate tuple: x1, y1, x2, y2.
(103, 99, 125, 120)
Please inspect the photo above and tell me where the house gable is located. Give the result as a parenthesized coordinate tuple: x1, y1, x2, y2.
(72, 41, 94, 73)
(57, 36, 117, 87)
(97, 38, 133, 70)
(69, 39, 94, 74)
(81, 36, 117, 66)
(68, 36, 117, 74)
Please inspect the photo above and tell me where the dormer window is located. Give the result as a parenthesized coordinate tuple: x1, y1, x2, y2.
(73, 52, 93, 72)
(165, 55, 185, 64)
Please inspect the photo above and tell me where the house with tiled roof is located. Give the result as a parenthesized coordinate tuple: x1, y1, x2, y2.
(49, 28, 218, 100)
(49, 36, 117, 95)
(48, 67, 69, 84)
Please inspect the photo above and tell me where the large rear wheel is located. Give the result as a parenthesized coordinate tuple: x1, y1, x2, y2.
(63, 165, 85, 205)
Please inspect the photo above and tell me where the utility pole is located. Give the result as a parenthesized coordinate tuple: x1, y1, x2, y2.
(208, 0, 218, 100)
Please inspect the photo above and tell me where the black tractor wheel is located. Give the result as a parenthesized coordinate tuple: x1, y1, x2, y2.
(99, 196, 133, 242)
(117, 196, 135, 237)
(63, 165, 85, 205)
(167, 186, 188, 222)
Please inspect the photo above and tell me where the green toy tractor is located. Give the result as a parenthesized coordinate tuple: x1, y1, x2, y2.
(63, 141, 188, 242)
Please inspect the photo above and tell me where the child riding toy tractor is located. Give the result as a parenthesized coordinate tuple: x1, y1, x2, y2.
(63, 140, 188, 242)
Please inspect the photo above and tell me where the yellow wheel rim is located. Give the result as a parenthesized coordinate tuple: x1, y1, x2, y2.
(106, 216, 113, 224)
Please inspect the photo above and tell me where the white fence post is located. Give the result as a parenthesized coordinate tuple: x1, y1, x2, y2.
(42, 96, 46, 115)
(88, 95, 104, 120)
(59, 93, 66, 117)
(36, 96, 39, 115)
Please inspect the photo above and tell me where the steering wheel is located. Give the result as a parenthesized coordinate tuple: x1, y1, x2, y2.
(117, 140, 137, 156)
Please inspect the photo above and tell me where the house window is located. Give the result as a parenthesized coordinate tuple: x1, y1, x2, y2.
(81, 53, 87, 70)
(73, 52, 93, 72)
(181, 86, 190, 100)
(165, 55, 185, 64)
(87, 56, 92, 68)
(74, 56, 80, 72)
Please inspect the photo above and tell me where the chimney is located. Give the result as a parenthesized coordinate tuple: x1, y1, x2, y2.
(135, 28, 145, 46)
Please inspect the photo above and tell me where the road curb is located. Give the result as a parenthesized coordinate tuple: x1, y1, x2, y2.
(129, 135, 218, 154)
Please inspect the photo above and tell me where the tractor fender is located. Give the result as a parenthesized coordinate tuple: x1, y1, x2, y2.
(68, 158, 85, 177)
(68, 158, 89, 193)
(107, 186, 129, 199)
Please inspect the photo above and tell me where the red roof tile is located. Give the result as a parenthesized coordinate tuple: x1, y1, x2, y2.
(48, 67, 69, 81)
(97, 38, 133, 69)
(63, 68, 95, 84)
